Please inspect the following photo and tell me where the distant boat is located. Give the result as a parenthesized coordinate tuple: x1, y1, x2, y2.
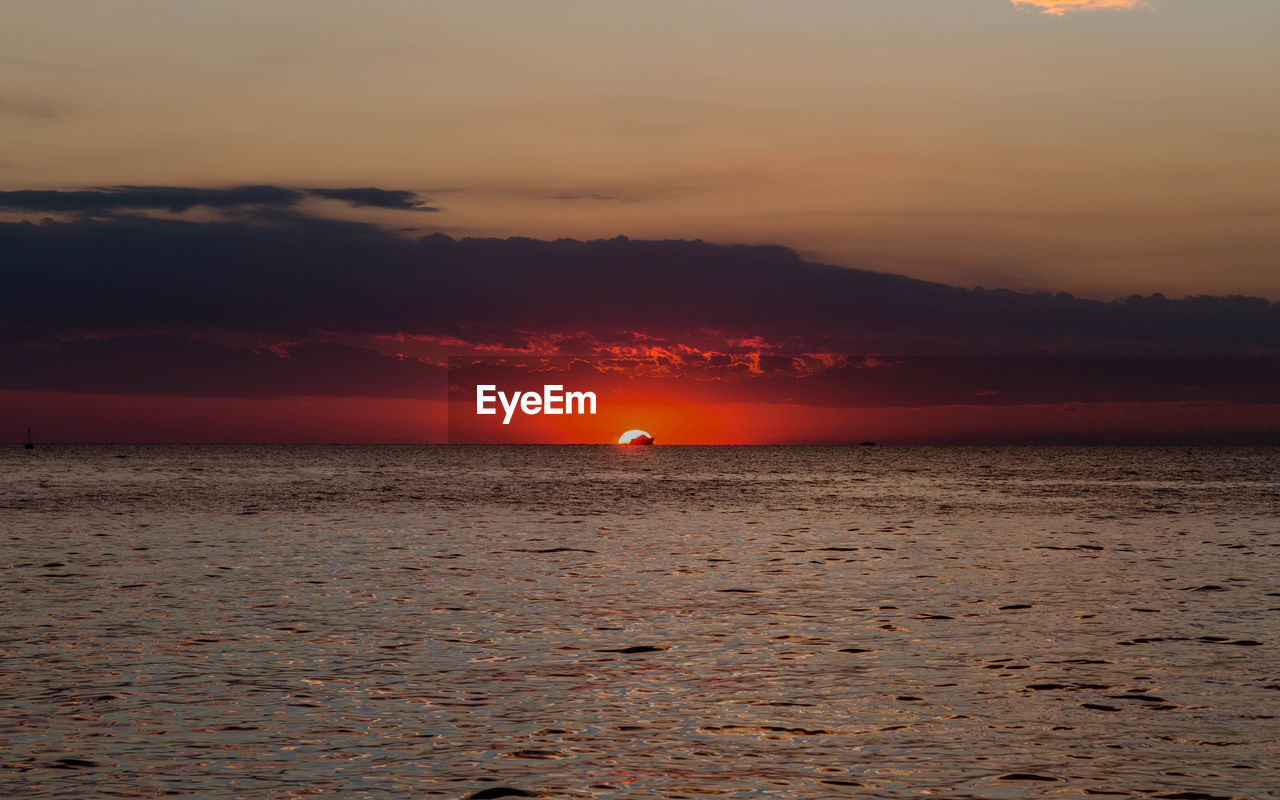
(24, 427, 34, 450)
(630, 435, 654, 445)
(860, 441, 876, 447)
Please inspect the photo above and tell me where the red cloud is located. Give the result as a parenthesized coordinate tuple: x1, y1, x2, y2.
(1011, 0, 1151, 15)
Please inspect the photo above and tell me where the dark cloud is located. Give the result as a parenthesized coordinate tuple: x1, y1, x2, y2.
(307, 187, 440, 211)
(0, 185, 304, 213)
(716, 355, 1280, 407)
(0, 335, 444, 398)
(449, 355, 1280, 409)
(4, 336, 1273, 406)
(1, 210, 1278, 400)
(0, 184, 436, 214)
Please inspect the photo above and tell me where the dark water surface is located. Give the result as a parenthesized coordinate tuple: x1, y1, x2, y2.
(2, 445, 1278, 799)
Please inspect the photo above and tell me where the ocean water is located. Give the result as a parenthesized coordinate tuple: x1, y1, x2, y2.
(1, 445, 1277, 799)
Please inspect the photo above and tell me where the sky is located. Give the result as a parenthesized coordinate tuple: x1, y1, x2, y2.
(2, 0, 1278, 443)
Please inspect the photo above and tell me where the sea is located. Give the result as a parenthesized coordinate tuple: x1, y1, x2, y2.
(2, 445, 1277, 799)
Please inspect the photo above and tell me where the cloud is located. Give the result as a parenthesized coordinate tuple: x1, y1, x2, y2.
(1010, 0, 1151, 15)
(1, 210, 1277, 402)
(307, 187, 440, 211)
(0, 335, 444, 398)
(2, 215, 1276, 355)
(0, 185, 303, 213)
(449, 355, 1280, 409)
(0, 184, 436, 214)
(548, 192, 625, 203)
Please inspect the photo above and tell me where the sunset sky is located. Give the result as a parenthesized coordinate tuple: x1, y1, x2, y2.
(2, 0, 1278, 443)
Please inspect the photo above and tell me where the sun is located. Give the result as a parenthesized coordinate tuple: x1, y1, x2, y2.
(617, 429, 654, 445)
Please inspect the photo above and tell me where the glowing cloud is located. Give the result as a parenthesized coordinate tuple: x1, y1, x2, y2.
(1011, 0, 1151, 15)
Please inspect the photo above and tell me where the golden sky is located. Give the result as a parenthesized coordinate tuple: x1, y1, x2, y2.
(3, 0, 1279, 298)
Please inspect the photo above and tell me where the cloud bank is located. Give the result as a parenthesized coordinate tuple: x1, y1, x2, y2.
(1, 192, 1276, 412)
(0, 185, 440, 214)
(1011, 0, 1151, 15)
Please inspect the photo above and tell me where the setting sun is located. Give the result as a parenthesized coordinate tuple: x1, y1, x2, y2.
(617, 429, 654, 445)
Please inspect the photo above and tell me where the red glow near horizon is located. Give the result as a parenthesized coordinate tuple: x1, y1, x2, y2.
(6, 361, 1280, 445)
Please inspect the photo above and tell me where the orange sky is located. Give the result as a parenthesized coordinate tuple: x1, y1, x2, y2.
(8, 389, 1273, 445)
(3, 2, 1278, 443)
(4, 1, 1279, 298)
